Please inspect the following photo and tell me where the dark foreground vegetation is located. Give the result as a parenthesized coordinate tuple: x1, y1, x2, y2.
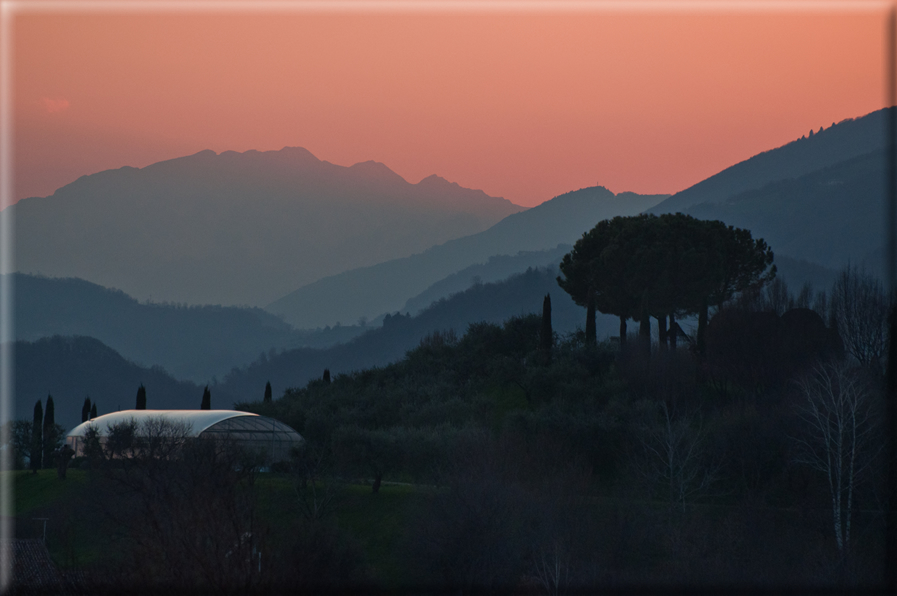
(234, 271, 889, 592)
(10, 219, 893, 594)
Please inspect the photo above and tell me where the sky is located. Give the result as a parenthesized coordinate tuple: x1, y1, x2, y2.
(9, 2, 892, 208)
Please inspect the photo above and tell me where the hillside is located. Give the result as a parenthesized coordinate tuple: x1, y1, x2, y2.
(13, 336, 236, 433)
(223, 266, 619, 399)
(400, 245, 572, 315)
(10, 273, 367, 383)
(649, 107, 890, 213)
(266, 186, 667, 328)
(6, 147, 523, 307)
(684, 149, 887, 271)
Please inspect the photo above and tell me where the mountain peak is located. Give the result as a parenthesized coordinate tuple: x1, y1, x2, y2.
(274, 146, 321, 162)
(417, 174, 455, 187)
(348, 160, 407, 184)
(415, 174, 482, 195)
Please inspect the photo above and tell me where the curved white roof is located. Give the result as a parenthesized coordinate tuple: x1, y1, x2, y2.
(67, 410, 257, 438)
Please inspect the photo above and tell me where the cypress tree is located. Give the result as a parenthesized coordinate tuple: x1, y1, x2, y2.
(323, 369, 331, 384)
(90, 403, 98, 419)
(201, 386, 211, 410)
(540, 293, 553, 363)
(30, 400, 43, 473)
(136, 384, 146, 410)
(43, 395, 56, 469)
(81, 397, 91, 423)
(263, 381, 272, 404)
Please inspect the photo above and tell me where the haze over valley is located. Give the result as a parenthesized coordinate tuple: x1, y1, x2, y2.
(7, 107, 887, 431)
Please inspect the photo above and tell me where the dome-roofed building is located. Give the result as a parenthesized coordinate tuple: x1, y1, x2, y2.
(66, 410, 303, 464)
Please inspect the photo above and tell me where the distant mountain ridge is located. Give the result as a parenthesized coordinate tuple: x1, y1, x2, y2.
(10, 273, 367, 383)
(266, 186, 668, 328)
(683, 149, 887, 271)
(650, 108, 891, 214)
(225, 266, 609, 399)
(14, 335, 223, 434)
(400, 245, 573, 316)
(6, 147, 523, 306)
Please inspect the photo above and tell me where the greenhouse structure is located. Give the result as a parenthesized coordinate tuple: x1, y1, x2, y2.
(66, 410, 304, 464)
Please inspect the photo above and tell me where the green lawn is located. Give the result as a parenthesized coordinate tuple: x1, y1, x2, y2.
(335, 483, 433, 587)
(7, 469, 432, 585)
(8, 469, 87, 516)
(6, 469, 111, 568)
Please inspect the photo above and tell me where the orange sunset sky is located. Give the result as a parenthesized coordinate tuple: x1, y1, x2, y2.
(8, 2, 893, 208)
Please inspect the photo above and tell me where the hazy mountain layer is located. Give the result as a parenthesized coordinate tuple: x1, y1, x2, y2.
(11, 273, 367, 383)
(227, 266, 612, 399)
(13, 335, 226, 434)
(7, 147, 523, 306)
(650, 107, 891, 214)
(266, 186, 667, 328)
(772, 255, 839, 291)
(683, 149, 887, 271)
(400, 245, 572, 316)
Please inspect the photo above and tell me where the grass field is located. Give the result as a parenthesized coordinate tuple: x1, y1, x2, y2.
(7, 469, 431, 585)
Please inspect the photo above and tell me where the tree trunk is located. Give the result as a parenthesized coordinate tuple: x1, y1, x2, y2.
(586, 295, 596, 346)
(669, 313, 677, 351)
(697, 300, 709, 357)
(619, 316, 627, 350)
(639, 309, 651, 361)
(658, 315, 668, 354)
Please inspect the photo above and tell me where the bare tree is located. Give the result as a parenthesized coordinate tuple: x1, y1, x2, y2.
(792, 361, 880, 555)
(529, 538, 571, 596)
(830, 265, 889, 368)
(635, 401, 718, 511)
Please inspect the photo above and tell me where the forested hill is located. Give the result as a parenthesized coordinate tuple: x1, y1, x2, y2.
(11, 273, 367, 383)
(400, 245, 572, 316)
(13, 336, 234, 433)
(221, 267, 609, 399)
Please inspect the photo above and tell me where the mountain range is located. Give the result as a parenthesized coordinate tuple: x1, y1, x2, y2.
(10, 273, 365, 383)
(14, 335, 217, 433)
(7, 147, 523, 306)
(9, 106, 892, 426)
(221, 265, 604, 401)
(266, 187, 668, 328)
(649, 109, 890, 213)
